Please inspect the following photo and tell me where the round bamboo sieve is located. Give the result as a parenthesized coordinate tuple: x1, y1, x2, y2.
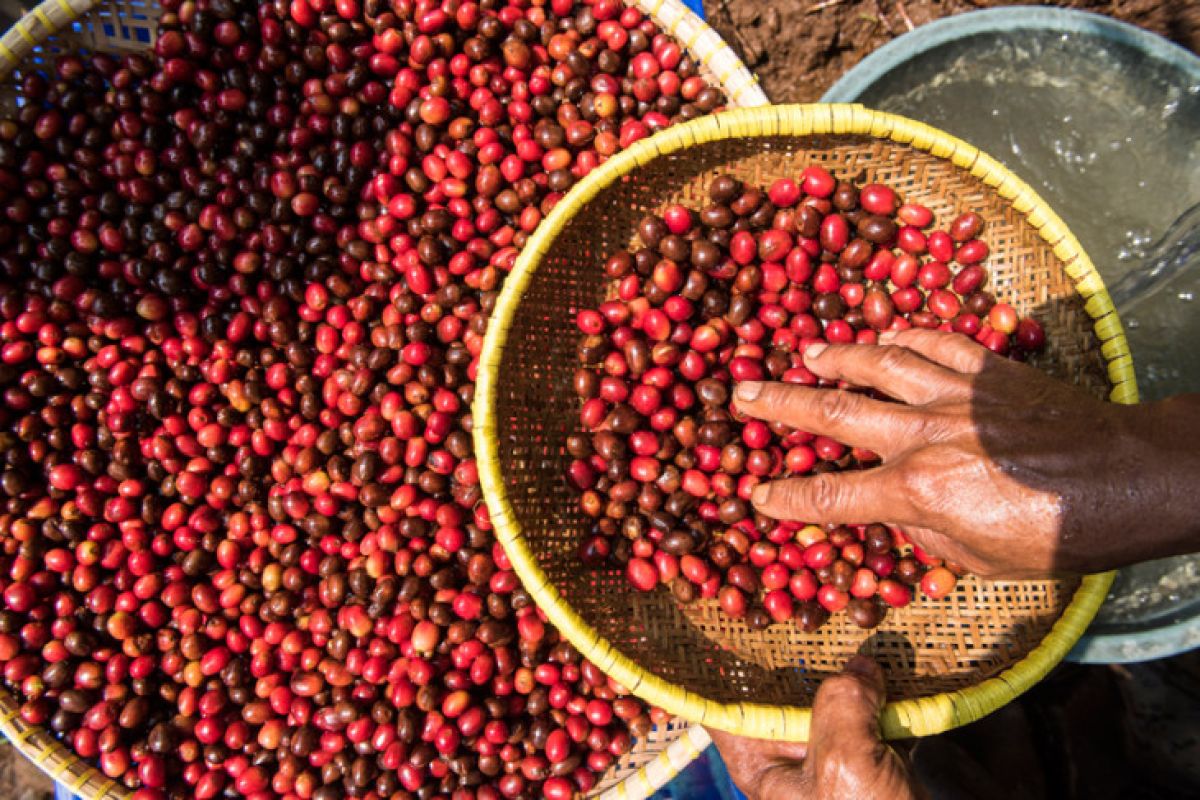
(0, 0, 765, 797)
(475, 103, 1136, 743)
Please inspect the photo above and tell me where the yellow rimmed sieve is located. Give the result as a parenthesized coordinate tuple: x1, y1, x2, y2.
(474, 103, 1134, 743)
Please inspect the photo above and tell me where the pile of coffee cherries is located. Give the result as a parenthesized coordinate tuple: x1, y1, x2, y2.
(568, 169, 1047, 632)
(0, 0, 729, 797)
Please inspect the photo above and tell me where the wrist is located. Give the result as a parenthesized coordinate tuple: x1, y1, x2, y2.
(1098, 395, 1200, 569)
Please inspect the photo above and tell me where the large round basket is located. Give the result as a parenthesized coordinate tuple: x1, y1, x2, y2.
(474, 103, 1136, 743)
(0, 0, 767, 797)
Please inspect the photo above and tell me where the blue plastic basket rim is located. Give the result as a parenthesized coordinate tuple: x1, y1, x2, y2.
(821, 6, 1200, 103)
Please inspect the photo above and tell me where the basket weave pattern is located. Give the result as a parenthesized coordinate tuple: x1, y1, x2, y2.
(477, 105, 1130, 742)
(0, 0, 766, 797)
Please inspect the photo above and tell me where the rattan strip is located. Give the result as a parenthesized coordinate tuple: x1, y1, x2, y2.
(0, 685, 126, 798)
(0, 0, 766, 797)
(474, 103, 1132, 743)
(595, 724, 712, 799)
(630, 0, 767, 108)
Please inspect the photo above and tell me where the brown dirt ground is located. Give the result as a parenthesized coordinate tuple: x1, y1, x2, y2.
(0, 741, 52, 800)
(705, 0, 1200, 103)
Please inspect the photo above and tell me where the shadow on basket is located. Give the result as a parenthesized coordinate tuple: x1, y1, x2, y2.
(476, 105, 1126, 743)
(493, 248, 1105, 716)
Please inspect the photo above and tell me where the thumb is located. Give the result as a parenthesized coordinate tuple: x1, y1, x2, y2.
(808, 655, 886, 761)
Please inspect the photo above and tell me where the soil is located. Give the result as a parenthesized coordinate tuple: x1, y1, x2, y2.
(0, 743, 52, 800)
(704, 0, 1200, 103)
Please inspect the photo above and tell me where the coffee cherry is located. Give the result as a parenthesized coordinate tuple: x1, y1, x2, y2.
(569, 173, 1047, 635)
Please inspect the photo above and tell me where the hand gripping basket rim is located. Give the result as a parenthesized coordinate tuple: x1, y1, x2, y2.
(473, 103, 1132, 743)
(0, 0, 764, 797)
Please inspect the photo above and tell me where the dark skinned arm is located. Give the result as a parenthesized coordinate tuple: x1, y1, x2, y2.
(733, 328, 1200, 578)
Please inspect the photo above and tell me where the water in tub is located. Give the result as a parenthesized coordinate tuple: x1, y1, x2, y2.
(856, 29, 1200, 629)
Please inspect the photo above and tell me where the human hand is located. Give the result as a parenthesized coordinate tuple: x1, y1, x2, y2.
(709, 656, 921, 800)
(733, 328, 1200, 578)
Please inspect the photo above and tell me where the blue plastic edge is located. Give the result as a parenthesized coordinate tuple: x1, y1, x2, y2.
(821, 5, 1200, 103)
(680, 0, 705, 20)
(1067, 613, 1200, 664)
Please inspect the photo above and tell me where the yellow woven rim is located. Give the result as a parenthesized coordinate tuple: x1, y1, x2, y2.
(0, 0, 762, 797)
(597, 724, 712, 800)
(474, 103, 1132, 742)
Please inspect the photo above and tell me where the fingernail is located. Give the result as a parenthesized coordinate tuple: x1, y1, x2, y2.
(803, 343, 827, 361)
(878, 331, 897, 345)
(844, 654, 878, 678)
(735, 381, 763, 401)
(750, 482, 770, 506)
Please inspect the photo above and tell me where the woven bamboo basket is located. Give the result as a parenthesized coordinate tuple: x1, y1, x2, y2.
(0, 0, 767, 797)
(475, 103, 1137, 743)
